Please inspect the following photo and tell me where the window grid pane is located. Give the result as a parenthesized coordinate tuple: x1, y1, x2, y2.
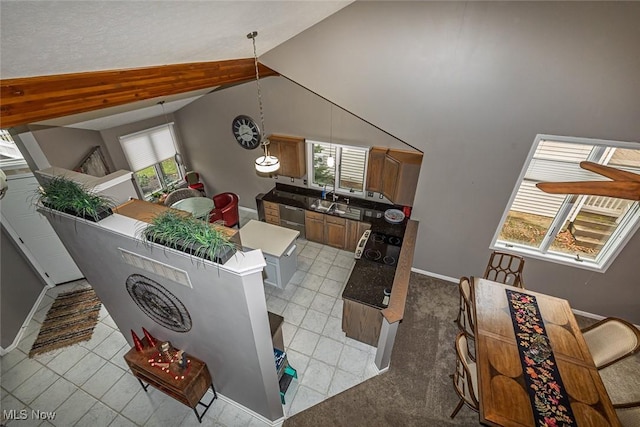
(135, 165, 162, 198)
(312, 143, 335, 187)
(495, 136, 640, 270)
(339, 147, 366, 192)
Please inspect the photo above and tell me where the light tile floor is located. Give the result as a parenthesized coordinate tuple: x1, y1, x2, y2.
(1, 210, 379, 426)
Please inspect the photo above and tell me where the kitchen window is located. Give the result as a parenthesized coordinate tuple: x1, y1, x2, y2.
(306, 141, 368, 197)
(119, 123, 183, 199)
(491, 134, 640, 272)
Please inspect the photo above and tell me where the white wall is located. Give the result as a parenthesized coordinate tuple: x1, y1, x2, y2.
(44, 210, 284, 421)
(261, 1, 640, 322)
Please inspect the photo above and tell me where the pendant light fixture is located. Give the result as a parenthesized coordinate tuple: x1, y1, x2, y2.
(327, 104, 335, 168)
(248, 31, 280, 174)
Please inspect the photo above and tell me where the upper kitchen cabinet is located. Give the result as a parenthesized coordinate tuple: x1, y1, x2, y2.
(268, 134, 306, 178)
(365, 147, 387, 193)
(366, 147, 423, 206)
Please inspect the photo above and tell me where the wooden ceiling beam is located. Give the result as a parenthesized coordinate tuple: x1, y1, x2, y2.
(0, 58, 278, 128)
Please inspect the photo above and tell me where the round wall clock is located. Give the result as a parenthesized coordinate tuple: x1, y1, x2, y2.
(126, 274, 192, 332)
(232, 115, 261, 149)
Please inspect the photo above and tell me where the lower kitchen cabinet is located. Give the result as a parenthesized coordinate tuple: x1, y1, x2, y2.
(345, 219, 371, 252)
(305, 210, 370, 251)
(262, 251, 297, 289)
(305, 211, 325, 243)
(342, 298, 383, 347)
(264, 201, 280, 225)
(325, 216, 346, 249)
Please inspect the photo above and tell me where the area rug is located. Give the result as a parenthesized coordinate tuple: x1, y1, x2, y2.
(29, 288, 102, 358)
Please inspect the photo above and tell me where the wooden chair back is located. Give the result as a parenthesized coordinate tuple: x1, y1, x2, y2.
(483, 250, 525, 288)
(450, 332, 479, 418)
(455, 277, 476, 340)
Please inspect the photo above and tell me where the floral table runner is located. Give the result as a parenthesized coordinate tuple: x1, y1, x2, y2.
(506, 290, 576, 426)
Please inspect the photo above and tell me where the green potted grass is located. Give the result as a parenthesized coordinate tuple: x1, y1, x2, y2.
(36, 176, 115, 222)
(138, 211, 238, 264)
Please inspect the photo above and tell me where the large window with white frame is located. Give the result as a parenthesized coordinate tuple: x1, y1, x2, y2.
(119, 123, 183, 200)
(306, 140, 368, 196)
(491, 134, 640, 272)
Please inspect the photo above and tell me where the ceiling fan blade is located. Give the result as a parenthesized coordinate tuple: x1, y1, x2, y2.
(536, 181, 640, 201)
(580, 161, 640, 183)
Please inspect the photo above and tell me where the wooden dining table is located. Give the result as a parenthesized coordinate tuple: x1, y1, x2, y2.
(473, 277, 621, 427)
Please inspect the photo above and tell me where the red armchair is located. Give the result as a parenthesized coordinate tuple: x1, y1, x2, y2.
(209, 192, 240, 228)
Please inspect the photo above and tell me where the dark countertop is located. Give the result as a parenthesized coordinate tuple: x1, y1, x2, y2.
(262, 183, 407, 309)
(342, 261, 397, 309)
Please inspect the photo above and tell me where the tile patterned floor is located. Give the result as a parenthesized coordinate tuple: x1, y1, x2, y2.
(1, 210, 379, 426)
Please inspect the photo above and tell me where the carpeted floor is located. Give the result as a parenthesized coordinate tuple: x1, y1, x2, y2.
(284, 273, 480, 427)
(29, 287, 102, 358)
(284, 273, 640, 427)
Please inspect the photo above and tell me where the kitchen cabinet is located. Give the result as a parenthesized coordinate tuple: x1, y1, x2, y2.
(305, 210, 325, 243)
(264, 201, 280, 225)
(365, 147, 387, 193)
(345, 219, 371, 252)
(268, 134, 306, 178)
(342, 298, 383, 347)
(305, 210, 370, 251)
(325, 216, 346, 249)
(382, 155, 400, 201)
(366, 147, 423, 206)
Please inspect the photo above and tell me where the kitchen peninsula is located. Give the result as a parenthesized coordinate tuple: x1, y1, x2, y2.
(258, 183, 418, 370)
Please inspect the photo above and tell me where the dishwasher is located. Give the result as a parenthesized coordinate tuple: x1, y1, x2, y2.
(279, 204, 306, 239)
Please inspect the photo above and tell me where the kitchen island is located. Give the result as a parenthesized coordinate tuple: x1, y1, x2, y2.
(239, 220, 299, 289)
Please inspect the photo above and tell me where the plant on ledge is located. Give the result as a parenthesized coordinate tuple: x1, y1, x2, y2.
(36, 176, 115, 222)
(138, 211, 238, 264)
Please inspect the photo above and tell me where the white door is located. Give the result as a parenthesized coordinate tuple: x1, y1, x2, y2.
(0, 173, 83, 284)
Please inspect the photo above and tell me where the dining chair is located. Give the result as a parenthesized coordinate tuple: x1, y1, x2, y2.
(581, 317, 640, 369)
(614, 401, 640, 427)
(185, 171, 205, 195)
(209, 192, 240, 228)
(454, 276, 476, 341)
(483, 250, 526, 288)
(450, 332, 479, 419)
(164, 188, 202, 207)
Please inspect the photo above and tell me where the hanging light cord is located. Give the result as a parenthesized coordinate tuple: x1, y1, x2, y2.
(249, 31, 269, 156)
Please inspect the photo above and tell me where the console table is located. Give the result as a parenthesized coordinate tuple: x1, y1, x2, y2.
(124, 340, 217, 423)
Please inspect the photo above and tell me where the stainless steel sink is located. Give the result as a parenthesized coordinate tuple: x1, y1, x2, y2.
(310, 199, 335, 212)
(310, 199, 362, 220)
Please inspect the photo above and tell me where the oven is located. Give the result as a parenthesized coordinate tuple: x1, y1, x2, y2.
(354, 230, 403, 267)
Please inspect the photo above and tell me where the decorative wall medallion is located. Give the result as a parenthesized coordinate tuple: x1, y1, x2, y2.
(126, 274, 192, 332)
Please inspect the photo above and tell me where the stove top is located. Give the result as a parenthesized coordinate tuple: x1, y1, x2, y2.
(355, 231, 403, 267)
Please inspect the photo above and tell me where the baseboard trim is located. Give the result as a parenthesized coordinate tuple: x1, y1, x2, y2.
(215, 392, 284, 427)
(239, 206, 258, 215)
(409, 268, 637, 327)
(0, 283, 55, 356)
(410, 267, 458, 284)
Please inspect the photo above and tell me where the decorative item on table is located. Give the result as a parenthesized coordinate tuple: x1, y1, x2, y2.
(147, 340, 192, 380)
(384, 208, 405, 224)
(160, 341, 173, 361)
(131, 330, 144, 352)
(142, 327, 157, 347)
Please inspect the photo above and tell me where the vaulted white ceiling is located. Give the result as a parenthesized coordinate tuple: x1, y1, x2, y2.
(1, 1, 352, 128)
(1, 1, 351, 79)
